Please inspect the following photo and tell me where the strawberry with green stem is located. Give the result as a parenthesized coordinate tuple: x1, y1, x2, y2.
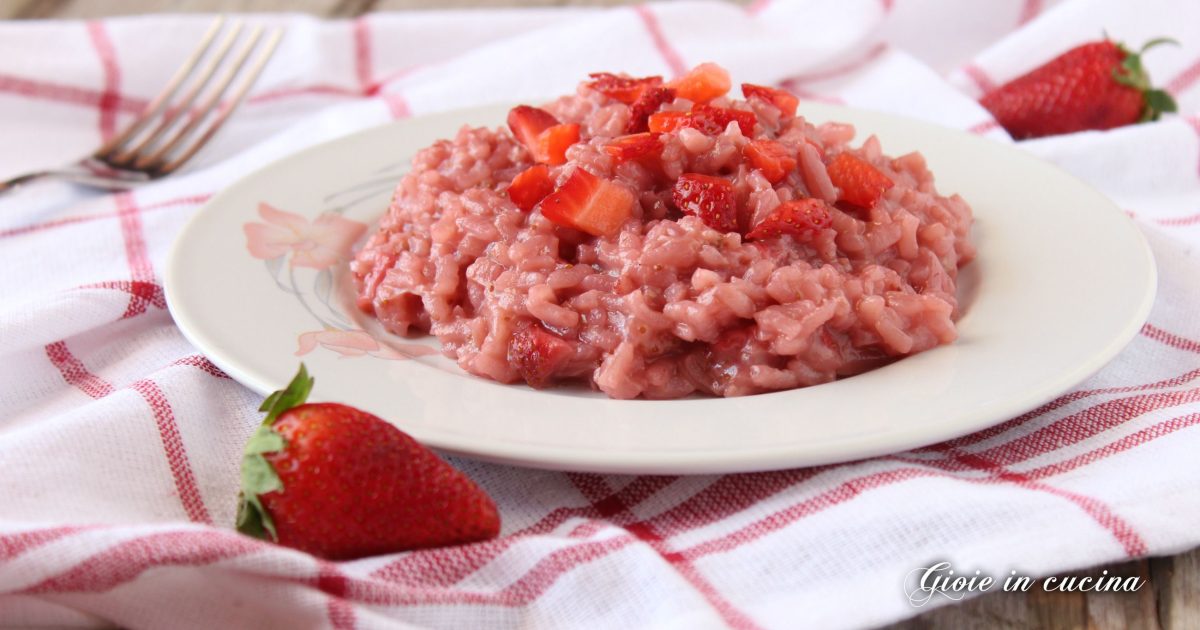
(979, 37, 1178, 140)
(237, 365, 500, 560)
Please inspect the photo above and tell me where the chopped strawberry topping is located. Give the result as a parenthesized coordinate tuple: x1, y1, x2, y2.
(626, 86, 676, 133)
(585, 72, 664, 105)
(508, 105, 557, 148)
(537, 168, 636, 237)
(744, 139, 797, 184)
(826, 153, 894, 209)
(508, 164, 556, 211)
(508, 321, 573, 388)
(672, 173, 738, 233)
(535, 123, 580, 165)
(668, 62, 731, 104)
(604, 133, 663, 163)
(745, 198, 832, 241)
(507, 106, 580, 165)
(741, 83, 799, 117)
(648, 104, 756, 136)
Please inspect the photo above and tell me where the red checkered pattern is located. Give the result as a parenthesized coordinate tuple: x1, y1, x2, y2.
(1, 2, 1199, 628)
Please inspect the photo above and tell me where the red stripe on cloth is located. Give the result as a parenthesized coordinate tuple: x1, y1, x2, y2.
(1143, 323, 1200, 354)
(115, 192, 156, 319)
(172, 355, 229, 379)
(131, 380, 212, 524)
(371, 475, 676, 587)
(968, 120, 1000, 135)
(633, 5, 687, 79)
(248, 84, 363, 104)
(677, 467, 935, 560)
(785, 43, 888, 85)
(1024, 411, 1200, 479)
(85, 21, 123, 141)
(932, 365, 1200, 452)
(317, 564, 357, 630)
(1187, 116, 1200, 179)
(1166, 55, 1200, 95)
(962, 63, 998, 95)
(21, 530, 259, 594)
(44, 341, 114, 399)
(568, 474, 762, 630)
(1156, 212, 1200, 227)
(1017, 0, 1044, 25)
(950, 385, 1200, 469)
(944, 449, 1148, 556)
(0, 193, 210, 240)
(382, 92, 411, 120)
(79, 280, 167, 312)
(352, 16, 377, 95)
(0, 526, 91, 562)
(0, 73, 147, 114)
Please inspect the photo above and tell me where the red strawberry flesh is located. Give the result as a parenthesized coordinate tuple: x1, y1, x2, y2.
(508, 164, 555, 211)
(744, 139, 797, 184)
(586, 72, 664, 104)
(537, 167, 636, 237)
(626, 86, 676, 133)
(672, 173, 738, 233)
(746, 198, 832, 241)
(741, 83, 799, 117)
(508, 321, 574, 387)
(668, 62, 731, 104)
(826, 153, 894, 209)
(604, 133, 663, 163)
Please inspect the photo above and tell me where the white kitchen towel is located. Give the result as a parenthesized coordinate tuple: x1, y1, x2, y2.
(1, 1, 1199, 628)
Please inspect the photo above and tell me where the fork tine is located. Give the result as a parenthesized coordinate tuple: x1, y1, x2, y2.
(136, 25, 273, 172)
(107, 20, 245, 165)
(94, 16, 225, 159)
(156, 27, 284, 176)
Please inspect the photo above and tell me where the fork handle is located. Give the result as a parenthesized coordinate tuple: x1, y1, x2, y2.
(0, 170, 49, 194)
(0, 167, 148, 194)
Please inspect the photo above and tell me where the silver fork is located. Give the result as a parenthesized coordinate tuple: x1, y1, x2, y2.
(0, 17, 283, 194)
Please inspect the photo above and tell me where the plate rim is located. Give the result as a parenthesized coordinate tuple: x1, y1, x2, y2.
(165, 101, 1158, 474)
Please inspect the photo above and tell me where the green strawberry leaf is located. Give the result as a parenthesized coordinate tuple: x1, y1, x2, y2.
(236, 424, 286, 540)
(1142, 89, 1178, 121)
(259, 364, 314, 426)
(238, 364, 313, 542)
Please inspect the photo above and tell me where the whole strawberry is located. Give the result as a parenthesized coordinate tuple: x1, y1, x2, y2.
(237, 365, 500, 560)
(979, 38, 1177, 139)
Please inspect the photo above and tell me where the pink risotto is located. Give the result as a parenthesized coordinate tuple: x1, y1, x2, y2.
(352, 64, 975, 399)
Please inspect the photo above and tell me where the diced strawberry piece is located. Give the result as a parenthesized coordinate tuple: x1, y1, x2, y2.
(534, 123, 580, 165)
(647, 110, 692, 134)
(604, 133, 663, 163)
(508, 164, 555, 211)
(741, 83, 799, 117)
(744, 139, 797, 184)
(745, 198, 832, 241)
(826, 153, 894, 209)
(668, 62, 731, 104)
(626, 86, 676, 133)
(648, 105, 756, 136)
(537, 168, 635, 237)
(585, 72, 664, 105)
(507, 105, 558, 150)
(672, 173, 738, 233)
(508, 321, 573, 388)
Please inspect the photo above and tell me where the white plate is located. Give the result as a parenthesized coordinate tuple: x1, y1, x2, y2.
(165, 102, 1156, 474)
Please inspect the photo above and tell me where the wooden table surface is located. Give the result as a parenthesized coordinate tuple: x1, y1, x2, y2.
(3, 1, 1196, 628)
